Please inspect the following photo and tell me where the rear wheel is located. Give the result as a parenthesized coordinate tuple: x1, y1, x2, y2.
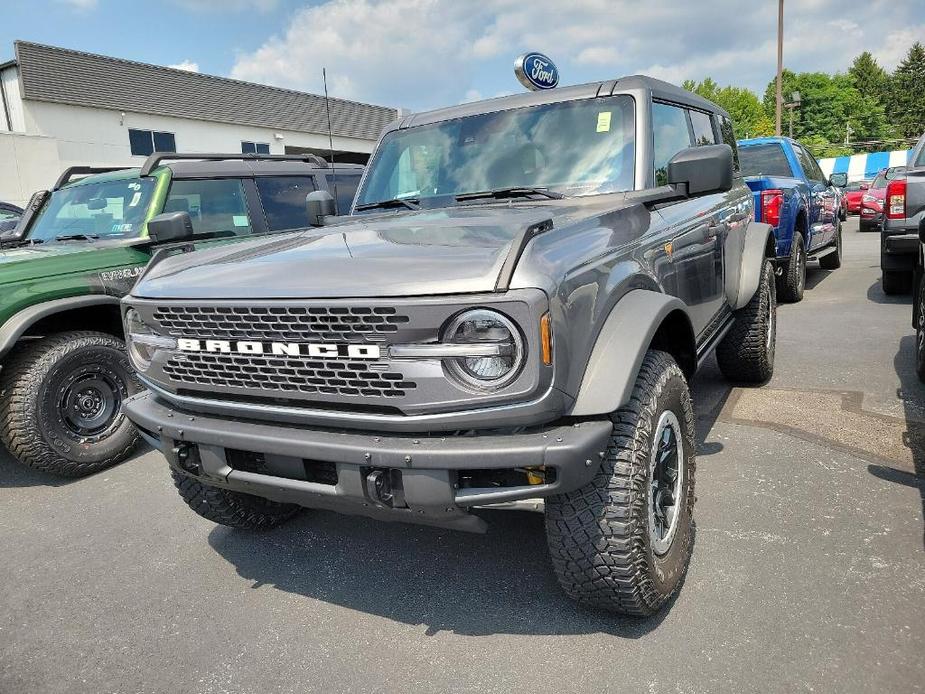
(882, 270, 910, 295)
(717, 259, 776, 383)
(545, 350, 695, 616)
(172, 471, 301, 529)
(778, 232, 806, 303)
(0, 331, 140, 477)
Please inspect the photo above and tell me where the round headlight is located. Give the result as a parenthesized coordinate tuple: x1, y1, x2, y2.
(442, 309, 524, 390)
(125, 308, 174, 371)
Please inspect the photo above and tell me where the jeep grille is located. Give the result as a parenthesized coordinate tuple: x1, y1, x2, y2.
(152, 305, 410, 342)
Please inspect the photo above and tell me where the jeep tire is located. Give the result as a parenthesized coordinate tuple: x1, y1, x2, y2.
(818, 224, 842, 270)
(778, 231, 806, 302)
(0, 331, 140, 477)
(172, 471, 301, 529)
(717, 259, 776, 383)
(545, 350, 695, 616)
(882, 270, 909, 296)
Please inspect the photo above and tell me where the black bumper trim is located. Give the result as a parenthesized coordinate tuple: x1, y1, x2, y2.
(125, 391, 613, 532)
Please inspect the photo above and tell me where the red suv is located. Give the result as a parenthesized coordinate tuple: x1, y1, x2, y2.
(844, 180, 869, 215)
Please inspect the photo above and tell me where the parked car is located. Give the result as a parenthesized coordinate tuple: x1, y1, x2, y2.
(0, 201, 23, 235)
(122, 75, 777, 616)
(843, 180, 870, 215)
(861, 166, 907, 234)
(883, 134, 924, 295)
(0, 153, 364, 478)
(737, 136, 842, 303)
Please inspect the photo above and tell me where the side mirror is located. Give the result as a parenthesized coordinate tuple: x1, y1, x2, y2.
(147, 211, 194, 244)
(919, 217, 925, 245)
(829, 172, 847, 188)
(667, 144, 734, 197)
(306, 190, 336, 227)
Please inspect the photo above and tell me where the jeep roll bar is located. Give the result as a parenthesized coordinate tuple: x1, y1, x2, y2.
(53, 166, 130, 191)
(139, 152, 330, 177)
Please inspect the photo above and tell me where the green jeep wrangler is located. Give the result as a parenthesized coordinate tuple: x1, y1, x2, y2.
(0, 152, 363, 477)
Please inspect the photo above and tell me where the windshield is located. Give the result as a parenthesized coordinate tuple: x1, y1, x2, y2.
(871, 173, 887, 189)
(738, 143, 793, 178)
(355, 95, 635, 210)
(28, 178, 155, 242)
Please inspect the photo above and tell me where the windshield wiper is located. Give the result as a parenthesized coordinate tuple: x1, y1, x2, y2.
(354, 197, 420, 212)
(455, 187, 565, 202)
(54, 233, 100, 242)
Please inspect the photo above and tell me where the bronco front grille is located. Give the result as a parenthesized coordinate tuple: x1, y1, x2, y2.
(152, 305, 410, 342)
(162, 352, 417, 398)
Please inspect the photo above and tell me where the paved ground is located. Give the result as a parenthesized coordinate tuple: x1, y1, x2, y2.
(1, 218, 923, 693)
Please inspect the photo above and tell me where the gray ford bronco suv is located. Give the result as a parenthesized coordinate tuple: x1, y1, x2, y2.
(122, 76, 776, 615)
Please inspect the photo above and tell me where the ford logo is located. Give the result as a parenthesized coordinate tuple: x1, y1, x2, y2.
(514, 52, 559, 91)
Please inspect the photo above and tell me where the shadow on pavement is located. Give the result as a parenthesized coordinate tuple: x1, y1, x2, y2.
(0, 448, 72, 488)
(804, 265, 834, 291)
(869, 334, 925, 547)
(207, 505, 686, 637)
(690, 355, 732, 457)
(866, 280, 913, 305)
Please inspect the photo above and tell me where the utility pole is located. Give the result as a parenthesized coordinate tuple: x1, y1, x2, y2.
(775, 0, 784, 136)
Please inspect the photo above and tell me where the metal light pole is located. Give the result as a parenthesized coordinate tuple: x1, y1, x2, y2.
(775, 0, 784, 136)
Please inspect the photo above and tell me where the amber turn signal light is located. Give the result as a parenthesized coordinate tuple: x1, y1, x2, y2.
(540, 313, 553, 365)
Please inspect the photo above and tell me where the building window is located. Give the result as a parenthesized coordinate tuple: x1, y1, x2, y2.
(242, 141, 271, 154)
(129, 129, 176, 156)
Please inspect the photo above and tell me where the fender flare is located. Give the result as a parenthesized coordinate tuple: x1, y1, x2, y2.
(0, 295, 121, 360)
(733, 221, 775, 310)
(569, 290, 693, 416)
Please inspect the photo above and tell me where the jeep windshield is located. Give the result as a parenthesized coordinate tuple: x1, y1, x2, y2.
(354, 94, 635, 212)
(27, 178, 155, 243)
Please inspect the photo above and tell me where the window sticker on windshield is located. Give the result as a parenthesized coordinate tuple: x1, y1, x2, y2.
(232, 215, 249, 227)
(596, 112, 612, 133)
(127, 182, 141, 191)
(111, 223, 133, 234)
(128, 191, 142, 207)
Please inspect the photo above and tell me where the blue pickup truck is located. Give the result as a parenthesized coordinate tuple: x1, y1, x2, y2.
(737, 137, 843, 302)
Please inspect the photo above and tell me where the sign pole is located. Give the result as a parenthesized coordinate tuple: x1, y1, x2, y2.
(775, 0, 784, 136)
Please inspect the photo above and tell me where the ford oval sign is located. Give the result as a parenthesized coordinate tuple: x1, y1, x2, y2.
(515, 53, 559, 91)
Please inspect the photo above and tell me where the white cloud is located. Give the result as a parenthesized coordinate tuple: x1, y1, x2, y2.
(230, 0, 925, 110)
(58, 0, 97, 9)
(167, 60, 200, 72)
(171, 0, 278, 11)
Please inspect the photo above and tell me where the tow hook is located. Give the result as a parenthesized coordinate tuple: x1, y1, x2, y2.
(173, 443, 201, 476)
(365, 469, 406, 508)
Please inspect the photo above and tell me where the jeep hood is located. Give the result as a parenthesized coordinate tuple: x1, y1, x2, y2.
(132, 207, 562, 299)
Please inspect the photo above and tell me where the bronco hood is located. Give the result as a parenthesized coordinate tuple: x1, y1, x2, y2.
(132, 206, 560, 299)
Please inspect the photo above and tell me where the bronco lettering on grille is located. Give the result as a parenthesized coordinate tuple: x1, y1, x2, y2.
(176, 338, 381, 360)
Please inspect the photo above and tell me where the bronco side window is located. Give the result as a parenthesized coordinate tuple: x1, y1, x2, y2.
(164, 179, 252, 237)
(652, 102, 693, 186)
(717, 115, 740, 171)
(689, 109, 716, 146)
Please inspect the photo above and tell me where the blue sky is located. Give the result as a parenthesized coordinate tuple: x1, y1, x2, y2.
(2, 0, 923, 111)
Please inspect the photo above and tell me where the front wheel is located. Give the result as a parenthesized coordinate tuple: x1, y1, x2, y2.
(819, 225, 842, 270)
(545, 350, 695, 616)
(916, 273, 925, 383)
(172, 471, 301, 529)
(0, 331, 140, 477)
(882, 270, 910, 296)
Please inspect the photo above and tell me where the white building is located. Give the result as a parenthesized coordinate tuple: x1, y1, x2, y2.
(0, 42, 397, 207)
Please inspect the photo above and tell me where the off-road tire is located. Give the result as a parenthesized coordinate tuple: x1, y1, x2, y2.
(882, 270, 910, 296)
(0, 331, 140, 477)
(172, 471, 300, 529)
(717, 259, 776, 383)
(545, 350, 695, 616)
(818, 225, 842, 270)
(777, 231, 806, 303)
(916, 273, 925, 383)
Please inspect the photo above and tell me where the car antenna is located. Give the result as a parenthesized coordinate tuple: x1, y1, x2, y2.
(322, 67, 340, 214)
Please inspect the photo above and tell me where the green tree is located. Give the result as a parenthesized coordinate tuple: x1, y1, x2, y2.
(683, 78, 773, 139)
(762, 70, 890, 152)
(849, 51, 890, 106)
(888, 42, 925, 140)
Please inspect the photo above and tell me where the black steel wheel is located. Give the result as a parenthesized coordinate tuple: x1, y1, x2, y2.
(0, 331, 141, 477)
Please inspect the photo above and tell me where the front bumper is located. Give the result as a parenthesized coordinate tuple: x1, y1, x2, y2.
(125, 391, 613, 533)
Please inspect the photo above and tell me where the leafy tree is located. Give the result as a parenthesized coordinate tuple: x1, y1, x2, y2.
(683, 78, 773, 139)
(887, 42, 925, 139)
(761, 70, 890, 152)
(849, 52, 890, 106)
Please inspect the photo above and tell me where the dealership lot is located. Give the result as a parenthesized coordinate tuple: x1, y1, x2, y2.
(0, 218, 922, 693)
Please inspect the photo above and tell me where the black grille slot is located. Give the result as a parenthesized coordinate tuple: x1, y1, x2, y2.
(152, 305, 410, 342)
(163, 352, 416, 398)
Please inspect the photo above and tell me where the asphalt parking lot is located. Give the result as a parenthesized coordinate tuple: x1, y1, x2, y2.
(1, 217, 923, 694)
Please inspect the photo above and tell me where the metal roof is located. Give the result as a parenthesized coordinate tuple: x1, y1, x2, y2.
(13, 41, 398, 141)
